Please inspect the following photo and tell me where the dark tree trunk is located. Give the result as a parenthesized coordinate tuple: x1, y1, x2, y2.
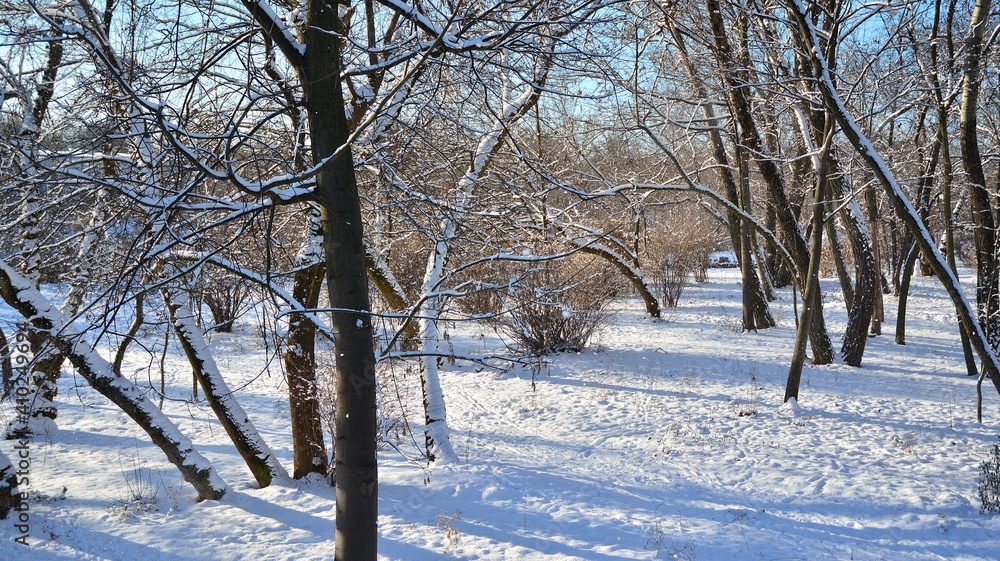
(896, 242, 919, 345)
(0, 450, 20, 520)
(825, 219, 854, 311)
(786, 158, 827, 401)
(0, 326, 11, 399)
(765, 205, 792, 288)
(960, 0, 999, 350)
(735, 139, 776, 330)
(303, 1, 379, 557)
(244, 0, 380, 553)
(836, 181, 877, 366)
(864, 183, 885, 335)
(666, 18, 773, 330)
(784, 0, 1000, 396)
(286, 261, 329, 479)
(706, 0, 828, 359)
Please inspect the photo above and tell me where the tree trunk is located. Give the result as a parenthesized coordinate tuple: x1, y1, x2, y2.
(896, 242, 919, 345)
(0, 261, 227, 501)
(667, 18, 772, 329)
(302, 1, 379, 557)
(934, 39, 978, 374)
(163, 287, 288, 488)
(837, 191, 878, 366)
(0, 326, 11, 399)
(864, 183, 885, 335)
(785, 0, 1000, 396)
(366, 247, 419, 349)
(794, 97, 877, 366)
(765, 205, 792, 288)
(735, 139, 776, 330)
(706, 0, 829, 360)
(576, 243, 660, 318)
(786, 156, 827, 401)
(0, 450, 19, 520)
(825, 219, 854, 312)
(285, 211, 330, 479)
(959, 0, 998, 350)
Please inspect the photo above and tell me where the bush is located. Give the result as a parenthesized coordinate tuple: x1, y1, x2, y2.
(198, 271, 250, 333)
(980, 437, 1000, 513)
(493, 258, 617, 356)
(654, 255, 690, 308)
(641, 205, 718, 308)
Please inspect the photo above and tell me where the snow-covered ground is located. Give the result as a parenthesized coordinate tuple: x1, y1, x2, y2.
(3, 268, 1000, 560)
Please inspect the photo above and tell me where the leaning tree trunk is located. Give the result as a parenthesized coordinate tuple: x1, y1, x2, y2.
(0, 261, 227, 501)
(575, 239, 661, 319)
(163, 287, 288, 488)
(786, 152, 828, 402)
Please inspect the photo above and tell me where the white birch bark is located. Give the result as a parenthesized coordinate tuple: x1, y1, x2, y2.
(416, 56, 550, 462)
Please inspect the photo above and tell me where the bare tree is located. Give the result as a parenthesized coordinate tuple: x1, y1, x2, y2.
(784, 0, 1000, 402)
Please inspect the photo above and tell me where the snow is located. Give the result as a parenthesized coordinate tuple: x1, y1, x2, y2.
(3, 269, 1000, 559)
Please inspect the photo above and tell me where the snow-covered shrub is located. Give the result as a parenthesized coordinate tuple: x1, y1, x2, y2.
(493, 257, 618, 356)
(979, 438, 1000, 513)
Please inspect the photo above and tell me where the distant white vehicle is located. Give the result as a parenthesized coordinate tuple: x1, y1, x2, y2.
(709, 251, 739, 268)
